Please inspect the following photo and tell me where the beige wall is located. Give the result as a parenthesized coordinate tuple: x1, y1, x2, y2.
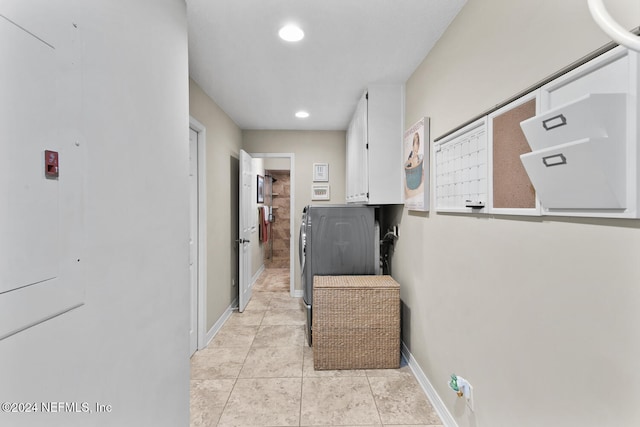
(243, 130, 347, 291)
(396, 1, 640, 426)
(264, 157, 291, 170)
(189, 79, 243, 331)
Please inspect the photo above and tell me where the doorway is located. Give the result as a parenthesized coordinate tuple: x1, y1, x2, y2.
(263, 170, 291, 269)
(188, 117, 207, 355)
(245, 153, 296, 297)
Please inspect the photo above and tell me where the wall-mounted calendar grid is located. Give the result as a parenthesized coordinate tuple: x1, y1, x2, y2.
(435, 118, 488, 212)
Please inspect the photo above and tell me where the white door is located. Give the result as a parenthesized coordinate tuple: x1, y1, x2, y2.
(188, 128, 199, 355)
(238, 150, 254, 312)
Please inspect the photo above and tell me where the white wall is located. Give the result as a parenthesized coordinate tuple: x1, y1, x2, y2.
(242, 130, 346, 292)
(395, 1, 640, 426)
(0, 1, 190, 426)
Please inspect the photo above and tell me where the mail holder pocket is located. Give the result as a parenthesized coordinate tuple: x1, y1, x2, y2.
(520, 137, 626, 209)
(520, 93, 627, 151)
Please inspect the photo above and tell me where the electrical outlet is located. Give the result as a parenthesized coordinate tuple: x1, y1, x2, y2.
(465, 383, 474, 411)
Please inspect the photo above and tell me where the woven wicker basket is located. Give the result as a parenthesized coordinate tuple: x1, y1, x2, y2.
(313, 275, 400, 370)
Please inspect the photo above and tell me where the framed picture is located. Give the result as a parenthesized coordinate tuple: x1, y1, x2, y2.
(403, 117, 430, 211)
(257, 175, 264, 203)
(311, 184, 330, 200)
(313, 163, 329, 182)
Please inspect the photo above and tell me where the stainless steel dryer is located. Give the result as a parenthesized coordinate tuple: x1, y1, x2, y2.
(299, 204, 378, 345)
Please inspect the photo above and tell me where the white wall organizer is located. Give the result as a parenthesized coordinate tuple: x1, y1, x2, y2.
(434, 117, 488, 213)
(434, 44, 639, 219)
(521, 93, 626, 150)
(520, 46, 639, 218)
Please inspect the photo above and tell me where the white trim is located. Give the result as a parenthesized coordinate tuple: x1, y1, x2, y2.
(401, 342, 458, 427)
(247, 153, 296, 297)
(204, 304, 234, 347)
(293, 290, 303, 298)
(289, 155, 295, 297)
(189, 116, 208, 351)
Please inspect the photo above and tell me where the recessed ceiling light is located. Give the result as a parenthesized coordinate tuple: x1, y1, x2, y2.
(279, 24, 304, 42)
(295, 111, 309, 118)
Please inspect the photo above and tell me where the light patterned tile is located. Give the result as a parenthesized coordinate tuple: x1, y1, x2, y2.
(301, 377, 381, 426)
(190, 379, 235, 427)
(365, 364, 414, 378)
(269, 294, 304, 310)
(257, 280, 289, 292)
(383, 425, 444, 427)
(253, 325, 306, 347)
(190, 347, 249, 380)
(244, 295, 271, 311)
(253, 268, 290, 292)
(217, 378, 302, 426)
(239, 346, 303, 378)
(224, 310, 266, 326)
(369, 376, 442, 425)
(262, 308, 305, 326)
(191, 269, 440, 427)
(302, 346, 366, 377)
(209, 324, 258, 349)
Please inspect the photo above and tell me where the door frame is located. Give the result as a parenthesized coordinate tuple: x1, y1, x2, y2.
(249, 153, 296, 296)
(189, 116, 207, 351)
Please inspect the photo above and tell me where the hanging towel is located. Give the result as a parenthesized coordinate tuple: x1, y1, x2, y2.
(258, 206, 269, 243)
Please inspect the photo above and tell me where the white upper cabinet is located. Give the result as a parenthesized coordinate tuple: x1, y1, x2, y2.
(346, 85, 404, 205)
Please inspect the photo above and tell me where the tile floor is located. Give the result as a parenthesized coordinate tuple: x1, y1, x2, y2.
(190, 268, 443, 427)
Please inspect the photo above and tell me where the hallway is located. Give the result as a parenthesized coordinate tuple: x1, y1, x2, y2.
(190, 268, 443, 427)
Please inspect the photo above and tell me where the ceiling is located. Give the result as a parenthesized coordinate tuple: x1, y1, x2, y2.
(186, 0, 467, 131)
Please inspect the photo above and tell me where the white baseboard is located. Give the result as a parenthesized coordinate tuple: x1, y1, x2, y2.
(401, 342, 458, 427)
(204, 304, 235, 347)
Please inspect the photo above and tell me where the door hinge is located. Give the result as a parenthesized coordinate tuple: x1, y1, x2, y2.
(366, 143, 369, 149)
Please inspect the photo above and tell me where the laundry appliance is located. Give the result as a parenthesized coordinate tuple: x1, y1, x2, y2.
(299, 204, 379, 345)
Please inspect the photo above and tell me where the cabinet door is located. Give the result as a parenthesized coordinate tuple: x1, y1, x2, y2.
(346, 92, 368, 203)
(367, 85, 403, 204)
